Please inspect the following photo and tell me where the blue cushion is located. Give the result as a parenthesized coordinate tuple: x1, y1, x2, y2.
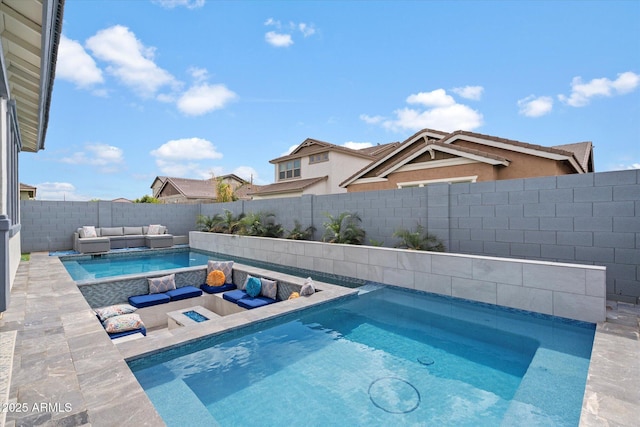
(245, 277, 261, 297)
(128, 293, 170, 308)
(201, 283, 236, 294)
(223, 289, 248, 303)
(237, 296, 276, 310)
(108, 326, 147, 339)
(165, 286, 203, 301)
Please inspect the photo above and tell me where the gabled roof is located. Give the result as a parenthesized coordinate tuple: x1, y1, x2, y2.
(270, 138, 399, 164)
(19, 182, 36, 190)
(0, 0, 65, 152)
(158, 177, 216, 199)
(340, 128, 592, 187)
(247, 176, 328, 196)
(552, 141, 594, 172)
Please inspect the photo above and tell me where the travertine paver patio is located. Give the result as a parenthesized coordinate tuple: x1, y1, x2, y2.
(0, 252, 638, 426)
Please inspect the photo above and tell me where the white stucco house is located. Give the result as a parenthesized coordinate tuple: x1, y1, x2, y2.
(248, 138, 400, 199)
(0, 0, 64, 312)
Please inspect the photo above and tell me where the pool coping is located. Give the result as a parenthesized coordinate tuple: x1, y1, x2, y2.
(0, 252, 637, 426)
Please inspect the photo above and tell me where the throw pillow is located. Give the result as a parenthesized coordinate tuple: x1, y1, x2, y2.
(147, 224, 161, 235)
(81, 226, 97, 238)
(245, 276, 262, 298)
(288, 292, 300, 300)
(206, 270, 226, 287)
(94, 304, 137, 322)
(148, 273, 176, 294)
(208, 260, 233, 284)
(300, 277, 315, 296)
(260, 278, 277, 300)
(103, 313, 145, 333)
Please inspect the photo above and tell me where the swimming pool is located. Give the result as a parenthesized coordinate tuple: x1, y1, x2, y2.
(129, 286, 595, 426)
(61, 249, 218, 281)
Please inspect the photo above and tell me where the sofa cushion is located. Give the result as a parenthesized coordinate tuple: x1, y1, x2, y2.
(124, 226, 143, 235)
(165, 286, 203, 301)
(147, 224, 162, 235)
(80, 226, 97, 238)
(101, 227, 124, 237)
(103, 313, 145, 333)
(260, 278, 277, 300)
(94, 304, 137, 322)
(206, 270, 226, 286)
(236, 296, 276, 310)
(201, 283, 236, 294)
(148, 273, 176, 294)
(207, 260, 234, 284)
(107, 326, 147, 339)
(245, 276, 262, 297)
(223, 289, 248, 304)
(128, 293, 170, 308)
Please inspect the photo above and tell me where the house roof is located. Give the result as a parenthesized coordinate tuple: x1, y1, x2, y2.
(270, 138, 400, 164)
(247, 176, 328, 196)
(0, 0, 65, 153)
(158, 177, 216, 199)
(19, 182, 36, 190)
(111, 198, 132, 203)
(552, 141, 594, 172)
(340, 128, 593, 187)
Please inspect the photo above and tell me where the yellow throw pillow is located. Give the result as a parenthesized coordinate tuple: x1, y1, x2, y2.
(288, 292, 300, 300)
(207, 270, 226, 287)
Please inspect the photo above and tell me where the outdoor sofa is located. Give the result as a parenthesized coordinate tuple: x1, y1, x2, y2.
(73, 225, 173, 253)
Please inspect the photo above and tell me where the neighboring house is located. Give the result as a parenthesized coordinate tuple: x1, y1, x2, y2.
(249, 138, 400, 199)
(111, 198, 133, 203)
(1, 0, 64, 312)
(340, 129, 594, 192)
(153, 174, 254, 203)
(19, 183, 37, 200)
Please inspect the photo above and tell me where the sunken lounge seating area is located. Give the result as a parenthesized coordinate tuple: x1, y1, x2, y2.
(73, 225, 174, 253)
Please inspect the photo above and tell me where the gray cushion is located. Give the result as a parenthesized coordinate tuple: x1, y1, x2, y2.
(100, 227, 124, 236)
(124, 226, 143, 235)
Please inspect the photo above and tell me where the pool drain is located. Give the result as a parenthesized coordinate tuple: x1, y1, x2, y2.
(417, 356, 434, 366)
(368, 377, 420, 414)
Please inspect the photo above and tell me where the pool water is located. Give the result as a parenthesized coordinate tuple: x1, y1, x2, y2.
(183, 310, 209, 322)
(129, 287, 595, 426)
(61, 250, 218, 281)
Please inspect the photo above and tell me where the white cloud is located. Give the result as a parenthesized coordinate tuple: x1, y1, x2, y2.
(283, 144, 298, 155)
(56, 35, 104, 89)
(298, 23, 316, 37)
(86, 25, 178, 98)
(151, 137, 222, 160)
(264, 19, 316, 47)
(627, 163, 640, 169)
(232, 166, 260, 183)
(177, 83, 237, 116)
(265, 31, 294, 47)
(152, 0, 205, 9)
(360, 114, 385, 124)
(60, 143, 124, 173)
(558, 71, 640, 107)
(343, 141, 373, 150)
(369, 89, 483, 133)
(407, 89, 455, 107)
(452, 85, 484, 101)
(517, 95, 554, 117)
(35, 182, 89, 201)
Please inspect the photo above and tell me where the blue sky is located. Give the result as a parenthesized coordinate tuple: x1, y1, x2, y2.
(20, 0, 640, 201)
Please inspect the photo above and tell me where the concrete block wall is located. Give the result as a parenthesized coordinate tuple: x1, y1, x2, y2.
(190, 232, 606, 323)
(20, 169, 640, 302)
(20, 201, 199, 252)
(448, 170, 640, 303)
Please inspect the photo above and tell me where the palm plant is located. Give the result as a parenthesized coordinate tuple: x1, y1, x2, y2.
(239, 211, 283, 237)
(206, 209, 244, 234)
(393, 223, 445, 251)
(322, 211, 365, 245)
(286, 220, 316, 240)
(196, 214, 217, 232)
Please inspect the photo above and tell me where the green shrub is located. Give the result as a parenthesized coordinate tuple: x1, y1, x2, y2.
(393, 223, 445, 251)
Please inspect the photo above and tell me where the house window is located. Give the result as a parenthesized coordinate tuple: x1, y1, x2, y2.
(309, 152, 329, 164)
(278, 159, 301, 180)
(397, 176, 478, 189)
